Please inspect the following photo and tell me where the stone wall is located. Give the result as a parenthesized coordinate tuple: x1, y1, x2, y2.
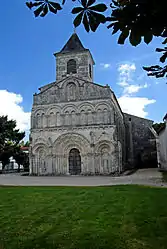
(124, 113, 157, 168)
(55, 50, 94, 82)
(159, 123, 167, 170)
(29, 125, 122, 175)
(31, 99, 116, 129)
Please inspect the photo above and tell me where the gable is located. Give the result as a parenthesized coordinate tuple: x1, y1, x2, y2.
(33, 76, 111, 105)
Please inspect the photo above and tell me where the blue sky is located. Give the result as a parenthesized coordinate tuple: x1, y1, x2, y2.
(0, 0, 166, 137)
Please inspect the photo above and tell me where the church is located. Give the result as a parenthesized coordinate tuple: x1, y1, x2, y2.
(29, 33, 156, 175)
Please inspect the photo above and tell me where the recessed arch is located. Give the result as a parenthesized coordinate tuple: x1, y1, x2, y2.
(46, 105, 61, 115)
(95, 102, 111, 112)
(67, 59, 77, 74)
(53, 133, 91, 155)
(62, 104, 77, 114)
(34, 108, 45, 116)
(78, 102, 95, 112)
(69, 148, 81, 175)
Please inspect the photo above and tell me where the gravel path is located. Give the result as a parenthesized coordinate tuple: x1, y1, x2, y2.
(0, 168, 166, 187)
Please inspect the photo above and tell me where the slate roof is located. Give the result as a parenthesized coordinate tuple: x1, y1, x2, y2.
(60, 33, 86, 53)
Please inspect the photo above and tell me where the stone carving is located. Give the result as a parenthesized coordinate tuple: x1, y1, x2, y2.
(33, 78, 111, 106)
(30, 33, 155, 176)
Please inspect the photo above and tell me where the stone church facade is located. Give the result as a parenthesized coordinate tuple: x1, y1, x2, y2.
(29, 33, 156, 175)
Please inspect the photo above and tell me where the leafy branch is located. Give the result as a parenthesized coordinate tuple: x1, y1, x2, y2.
(25, 0, 167, 80)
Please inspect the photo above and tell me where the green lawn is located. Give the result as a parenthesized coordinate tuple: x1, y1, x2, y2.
(0, 186, 167, 249)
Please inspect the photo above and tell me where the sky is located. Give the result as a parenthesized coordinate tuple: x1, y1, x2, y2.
(0, 1, 166, 140)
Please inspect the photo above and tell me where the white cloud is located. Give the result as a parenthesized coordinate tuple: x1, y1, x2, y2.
(118, 63, 136, 87)
(117, 63, 155, 118)
(100, 63, 111, 69)
(118, 96, 156, 118)
(123, 83, 149, 94)
(0, 90, 30, 131)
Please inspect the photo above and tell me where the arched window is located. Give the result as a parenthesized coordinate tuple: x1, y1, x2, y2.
(36, 113, 41, 128)
(89, 64, 92, 78)
(67, 82, 76, 101)
(67, 59, 77, 74)
(49, 112, 54, 127)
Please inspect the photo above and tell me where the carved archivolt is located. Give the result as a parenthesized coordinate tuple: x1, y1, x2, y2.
(46, 105, 61, 115)
(62, 104, 77, 113)
(53, 133, 91, 155)
(95, 140, 114, 154)
(78, 102, 95, 112)
(32, 99, 116, 129)
(32, 142, 48, 155)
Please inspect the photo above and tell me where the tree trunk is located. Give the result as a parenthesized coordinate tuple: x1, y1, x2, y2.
(18, 164, 20, 173)
(2, 162, 6, 170)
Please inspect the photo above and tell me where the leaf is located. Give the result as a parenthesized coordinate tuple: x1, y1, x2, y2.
(34, 4, 45, 17)
(83, 13, 90, 32)
(129, 30, 141, 46)
(73, 12, 83, 27)
(87, 12, 100, 32)
(40, 4, 48, 17)
(90, 11, 106, 23)
(26, 2, 34, 9)
(156, 48, 165, 52)
(72, 7, 83, 14)
(81, 0, 87, 7)
(89, 3, 107, 12)
(118, 29, 129, 44)
(150, 65, 162, 70)
(48, 2, 62, 14)
(162, 38, 167, 44)
(112, 22, 120, 34)
(106, 16, 117, 22)
(112, 0, 119, 7)
(160, 52, 167, 63)
(107, 23, 115, 29)
(87, 0, 96, 7)
(48, 3, 58, 14)
(49, 2, 62, 10)
(144, 32, 153, 44)
(33, 2, 44, 7)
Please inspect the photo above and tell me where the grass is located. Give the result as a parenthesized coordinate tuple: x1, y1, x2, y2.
(0, 186, 167, 249)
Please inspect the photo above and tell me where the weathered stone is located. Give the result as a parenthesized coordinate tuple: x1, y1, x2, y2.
(29, 33, 157, 176)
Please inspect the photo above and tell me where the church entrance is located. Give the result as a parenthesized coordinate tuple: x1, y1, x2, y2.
(69, 148, 81, 175)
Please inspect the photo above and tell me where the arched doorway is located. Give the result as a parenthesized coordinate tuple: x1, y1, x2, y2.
(69, 148, 81, 175)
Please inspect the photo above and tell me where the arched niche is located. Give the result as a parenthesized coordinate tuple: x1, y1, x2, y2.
(67, 59, 77, 74)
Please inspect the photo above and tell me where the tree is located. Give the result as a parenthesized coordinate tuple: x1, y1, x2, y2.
(26, 0, 167, 80)
(13, 147, 29, 172)
(20, 140, 30, 147)
(153, 122, 166, 135)
(0, 116, 25, 170)
(24, 141, 30, 147)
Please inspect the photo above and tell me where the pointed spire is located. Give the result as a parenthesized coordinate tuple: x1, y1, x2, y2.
(60, 33, 86, 53)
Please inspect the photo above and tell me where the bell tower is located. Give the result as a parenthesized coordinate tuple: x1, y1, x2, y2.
(54, 33, 95, 82)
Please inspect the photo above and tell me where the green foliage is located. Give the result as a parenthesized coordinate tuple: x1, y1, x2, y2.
(26, 0, 62, 17)
(153, 122, 166, 134)
(72, 0, 107, 32)
(0, 116, 25, 169)
(13, 147, 27, 172)
(26, 0, 167, 80)
(19, 140, 30, 147)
